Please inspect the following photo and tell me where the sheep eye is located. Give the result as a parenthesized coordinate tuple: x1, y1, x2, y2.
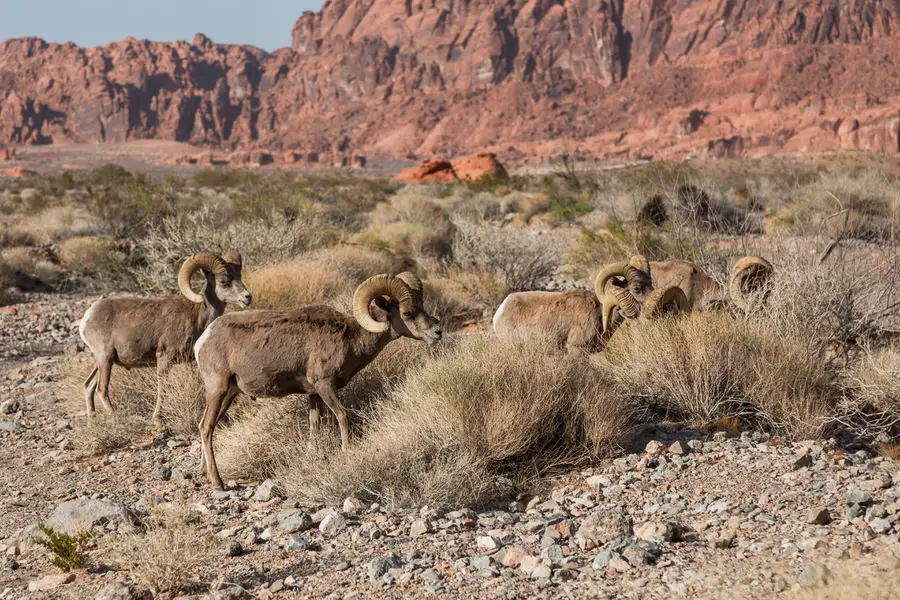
(402, 311, 413, 319)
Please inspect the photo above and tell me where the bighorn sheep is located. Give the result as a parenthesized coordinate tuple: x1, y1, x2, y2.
(193, 272, 441, 489)
(79, 252, 251, 423)
(492, 264, 683, 352)
(597, 254, 774, 326)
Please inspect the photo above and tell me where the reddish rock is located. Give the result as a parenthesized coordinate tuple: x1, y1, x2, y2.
(0, 306, 18, 316)
(248, 150, 274, 167)
(351, 154, 367, 169)
(395, 160, 457, 184)
(0, 167, 36, 178)
(0, 3, 898, 162)
(28, 573, 75, 592)
(451, 153, 508, 182)
(0, 146, 15, 161)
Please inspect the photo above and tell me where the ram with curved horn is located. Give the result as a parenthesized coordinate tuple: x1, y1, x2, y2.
(193, 272, 442, 489)
(598, 254, 774, 317)
(598, 279, 691, 336)
(79, 252, 251, 424)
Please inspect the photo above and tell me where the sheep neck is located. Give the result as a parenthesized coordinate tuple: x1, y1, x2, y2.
(198, 273, 226, 330)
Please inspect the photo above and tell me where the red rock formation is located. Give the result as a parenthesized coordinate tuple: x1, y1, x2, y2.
(1, 2, 899, 163)
(396, 160, 457, 183)
(452, 153, 508, 181)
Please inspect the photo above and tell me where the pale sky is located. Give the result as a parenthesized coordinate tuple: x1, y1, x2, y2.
(0, 1, 323, 51)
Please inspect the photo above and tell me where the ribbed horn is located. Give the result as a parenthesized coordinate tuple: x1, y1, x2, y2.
(594, 262, 627, 300)
(177, 253, 227, 304)
(353, 274, 394, 333)
(223, 251, 243, 277)
(644, 285, 690, 318)
(729, 256, 774, 311)
(394, 272, 423, 305)
(601, 284, 641, 333)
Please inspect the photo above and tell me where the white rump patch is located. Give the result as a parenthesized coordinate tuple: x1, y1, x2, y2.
(492, 294, 512, 332)
(78, 300, 101, 348)
(193, 319, 219, 362)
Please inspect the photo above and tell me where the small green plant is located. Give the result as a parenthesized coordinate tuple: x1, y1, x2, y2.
(546, 195, 591, 224)
(33, 523, 93, 571)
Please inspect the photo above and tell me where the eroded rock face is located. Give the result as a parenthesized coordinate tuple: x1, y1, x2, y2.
(1, 2, 899, 162)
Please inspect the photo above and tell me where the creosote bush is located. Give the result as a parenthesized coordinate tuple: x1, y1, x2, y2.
(105, 502, 218, 595)
(277, 334, 634, 507)
(33, 523, 93, 572)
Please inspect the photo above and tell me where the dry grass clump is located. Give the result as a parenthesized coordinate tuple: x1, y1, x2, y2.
(452, 220, 562, 291)
(310, 244, 414, 284)
(841, 345, 900, 440)
(57, 236, 127, 274)
(137, 203, 332, 293)
(59, 353, 205, 451)
(600, 312, 837, 439)
(784, 559, 900, 600)
(105, 502, 218, 596)
(357, 196, 455, 261)
(0, 247, 63, 286)
(279, 334, 634, 507)
(243, 260, 352, 310)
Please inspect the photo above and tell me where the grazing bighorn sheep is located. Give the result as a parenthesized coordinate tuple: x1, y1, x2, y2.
(597, 254, 774, 326)
(491, 264, 682, 352)
(193, 272, 442, 489)
(79, 252, 251, 423)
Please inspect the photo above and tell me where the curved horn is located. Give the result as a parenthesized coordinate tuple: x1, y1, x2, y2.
(394, 272, 423, 305)
(223, 251, 243, 277)
(629, 255, 651, 276)
(729, 256, 774, 311)
(594, 262, 627, 300)
(352, 274, 396, 333)
(601, 284, 641, 333)
(177, 253, 227, 304)
(643, 285, 690, 318)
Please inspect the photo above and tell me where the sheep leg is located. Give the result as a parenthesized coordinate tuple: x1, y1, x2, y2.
(216, 392, 241, 424)
(312, 380, 350, 451)
(151, 356, 172, 429)
(83, 367, 98, 417)
(199, 379, 233, 489)
(96, 357, 114, 412)
(307, 394, 324, 450)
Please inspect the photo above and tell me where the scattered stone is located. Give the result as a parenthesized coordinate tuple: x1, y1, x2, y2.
(282, 535, 312, 552)
(498, 546, 530, 569)
(669, 441, 686, 455)
(634, 521, 679, 543)
(645, 440, 665, 456)
(45, 497, 136, 534)
(0, 399, 20, 414)
(94, 581, 152, 600)
(476, 535, 499, 551)
(28, 573, 75, 591)
(279, 511, 313, 533)
(318, 511, 346, 537)
(342, 496, 366, 514)
(531, 565, 552, 580)
(223, 540, 242, 557)
(253, 479, 286, 502)
(575, 507, 632, 550)
(846, 490, 873, 506)
(410, 518, 432, 537)
(806, 507, 831, 525)
(519, 555, 541, 576)
(793, 454, 813, 469)
(869, 519, 892, 535)
(369, 554, 402, 580)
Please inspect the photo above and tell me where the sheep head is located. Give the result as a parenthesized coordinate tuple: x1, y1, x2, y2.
(353, 272, 442, 343)
(178, 252, 252, 307)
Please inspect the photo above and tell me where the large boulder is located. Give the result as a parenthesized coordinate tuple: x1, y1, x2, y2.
(451, 153, 508, 182)
(44, 497, 136, 534)
(395, 159, 457, 183)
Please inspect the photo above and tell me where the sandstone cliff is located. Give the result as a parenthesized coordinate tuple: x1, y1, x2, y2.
(1, 1, 898, 163)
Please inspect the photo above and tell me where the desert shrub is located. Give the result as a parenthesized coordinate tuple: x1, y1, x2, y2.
(60, 353, 205, 449)
(192, 168, 260, 189)
(443, 190, 505, 223)
(302, 174, 399, 230)
(565, 224, 680, 280)
(452, 221, 561, 291)
(546, 195, 592, 224)
(599, 312, 837, 439)
(423, 277, 485, 331)
(136, 203, 332, 293)
(360, 196, 455, 260)
(15, 205, 97, 245)
(33, 523, 93, 572)
(440, 267, 509, 312)
(87, 179, 176, 239)
(280, 334, 634, 507)
(787, 559, 900, 600)
(310, 244, 415, 284)
(769, 169, 899, 241)
(840, 346, 900, 440)
(0, 247, 62, 286)
(58, 236, 126, 274)
(105, 503, 218, 595)
(216, 338, 430, 479)
(243, 260, 351, 310)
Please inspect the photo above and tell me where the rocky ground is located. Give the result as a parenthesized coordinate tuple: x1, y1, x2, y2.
(1, 293, 899, 600)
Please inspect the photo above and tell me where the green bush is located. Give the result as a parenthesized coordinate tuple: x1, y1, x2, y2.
(34, 523, 93, 571)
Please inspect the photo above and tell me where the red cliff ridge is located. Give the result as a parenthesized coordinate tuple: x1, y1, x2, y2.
(1, 1, 898, 165)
